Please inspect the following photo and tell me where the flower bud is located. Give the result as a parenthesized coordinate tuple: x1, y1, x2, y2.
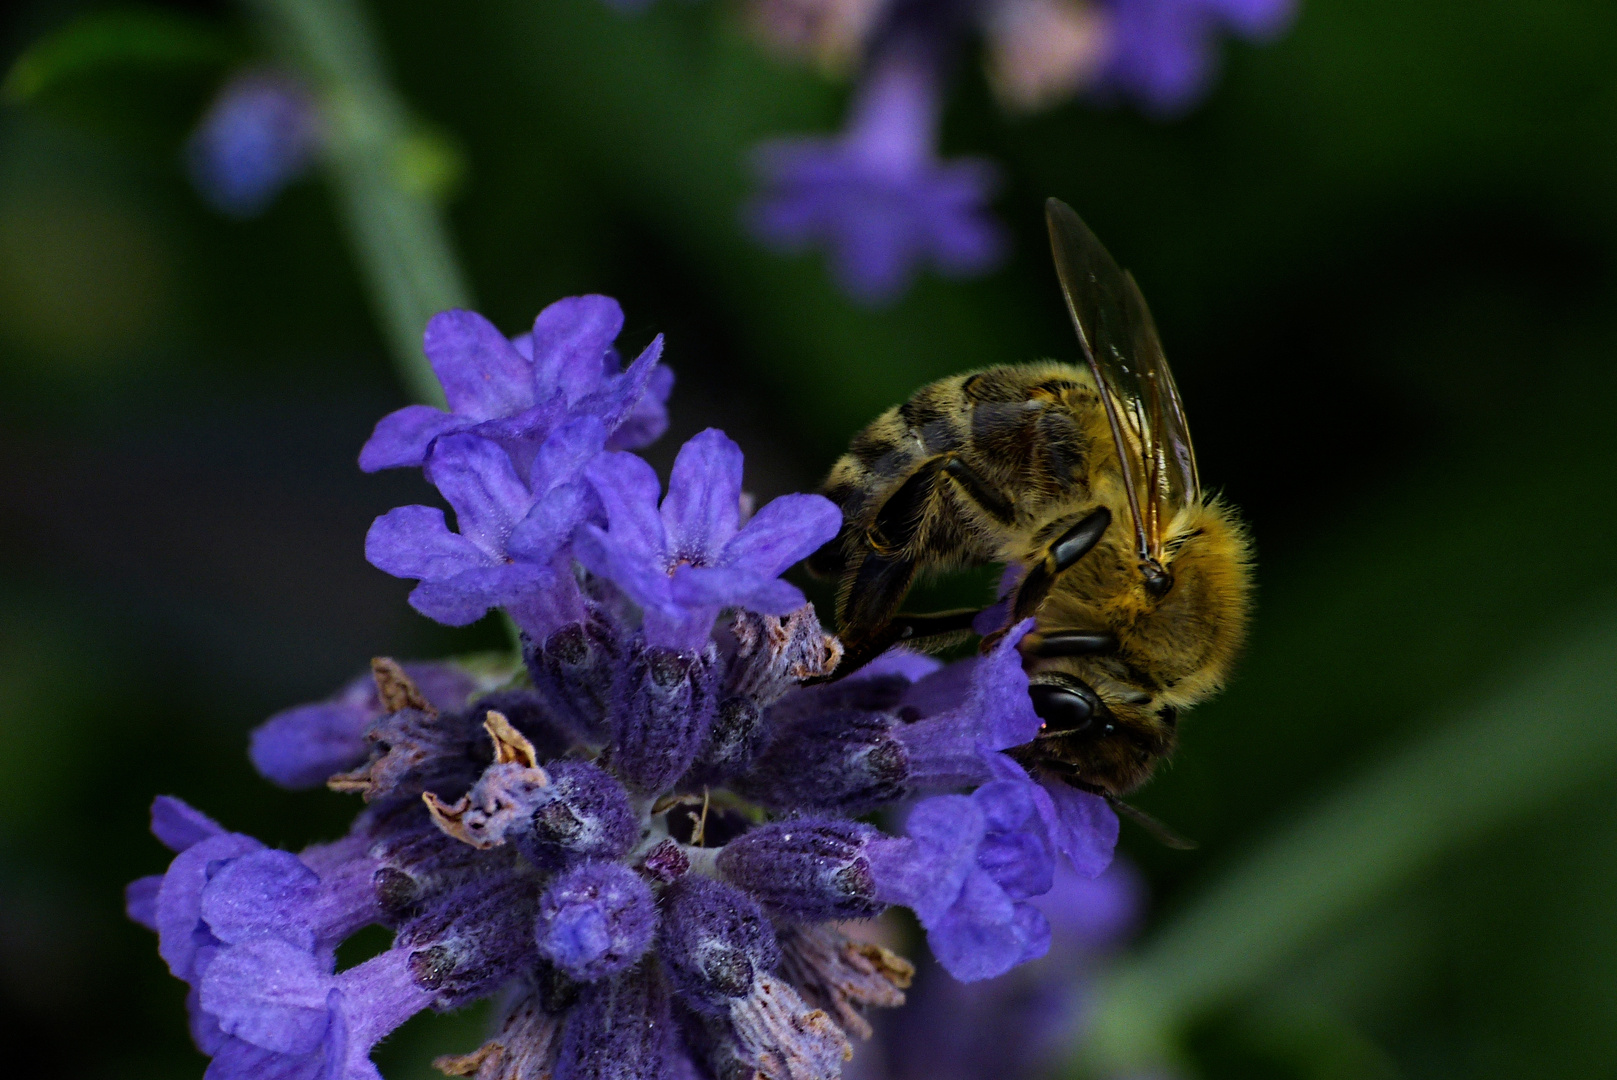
(521, 760, 638, 867)
(553, 962, 677, 1080)
(658, 877, 779, 1013)
(610, 644, 715, 793)
(716, 819, 886, 921)
(738, 708, 907, 814)
(536, 862, 658, 983)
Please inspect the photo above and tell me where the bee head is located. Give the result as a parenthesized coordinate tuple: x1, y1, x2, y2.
(1024, 673, 1177, 796)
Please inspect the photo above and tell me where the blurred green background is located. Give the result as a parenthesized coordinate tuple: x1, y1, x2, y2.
(3, 0, 1617, 1078)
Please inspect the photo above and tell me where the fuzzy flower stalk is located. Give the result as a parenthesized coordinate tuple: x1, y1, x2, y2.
(744, 0, 1295, 300)
(127, 294, 1120, 1080)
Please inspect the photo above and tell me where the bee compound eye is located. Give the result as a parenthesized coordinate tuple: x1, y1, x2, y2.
(1029, 681, 1101, 737)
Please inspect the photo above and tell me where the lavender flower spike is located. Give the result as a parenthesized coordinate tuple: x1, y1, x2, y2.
(575, 428, 842, 652)
(750, 42, 1005, 304)
(133, 294, 1119, 1080)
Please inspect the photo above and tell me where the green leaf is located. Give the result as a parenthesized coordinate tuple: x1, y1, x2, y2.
(3, 8, 240, 103)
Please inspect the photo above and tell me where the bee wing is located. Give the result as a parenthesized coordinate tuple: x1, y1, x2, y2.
(1046, 198, 1200, 563)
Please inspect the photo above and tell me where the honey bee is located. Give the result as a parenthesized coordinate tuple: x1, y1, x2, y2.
(810, 198, 1253, 819)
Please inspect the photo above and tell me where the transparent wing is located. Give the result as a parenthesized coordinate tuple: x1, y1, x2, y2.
(1046, 197, 1200, 563)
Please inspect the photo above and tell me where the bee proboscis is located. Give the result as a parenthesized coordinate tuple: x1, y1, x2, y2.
(809, 197, 1253, 809)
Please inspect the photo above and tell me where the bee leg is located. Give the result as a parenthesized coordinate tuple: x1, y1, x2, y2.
(940, 456, 1016, 523)
(1009, 506, 1112, 622)
(816, 551, 920, 682)
(1021, 630, 1118, 658)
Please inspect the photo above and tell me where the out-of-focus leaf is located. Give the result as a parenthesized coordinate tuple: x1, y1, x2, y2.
(3, 9, 240, 103)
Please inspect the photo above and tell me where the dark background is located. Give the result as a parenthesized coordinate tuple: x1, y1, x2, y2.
(3, 1, 1617, 1078)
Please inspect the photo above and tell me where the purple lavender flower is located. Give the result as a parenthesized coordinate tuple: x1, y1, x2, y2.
(750, 44, 1004, 305)
(187, 70, 322, 218)
(871, 860, 1144, 1080)
(1098, 0, 1294, 115)
(574, 428, 843, 652)
(130, 297, 1121, 1080)
(358, 295, 671, 473)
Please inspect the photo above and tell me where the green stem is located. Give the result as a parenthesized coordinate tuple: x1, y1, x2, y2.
(244, 0, 467, 408)
(1076, 611, 1617, 1074)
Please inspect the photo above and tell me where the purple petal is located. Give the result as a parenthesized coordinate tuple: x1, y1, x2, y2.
(423, 309, 536, 420)
(869, 795, 983, 923)
(668, 564, 806, 616)
(661, 429, 743, 562)
(972, 780, 1055, 900)
(963, 620, 1042, 748)
(250, 702, 370, 789)
(200, 938, 332, 1054)
(199, 850, 321, 949)
(423, 435, 535, 561)
(1038, 779, 1119, 877)
(530, 415, 609, 495)
(407, 562, 550, 627)
(151, 795, 226, 853)
(849, 648, 942, 683)
(925, 869, 1024, 981)
(606, 364, 674, 452)
(582, 451, 668, 566)
(365, 506, 489, 580)
(157, 832, 265, 982)
(719, 493, 842, 578)
(589, 335, 667, 434)
(127, 875, 162, 931)
(357, 405, 461, 472)
(574, 525, 675, 615)
(509, 482, 596, 565)
(530, 295, 624, 406)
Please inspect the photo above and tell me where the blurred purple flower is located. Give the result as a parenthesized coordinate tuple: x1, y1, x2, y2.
(1099, 0, 1295, 115)
(872, 860, 1145, 1080)
(750, 45, 1004, 304)
(187, 70, 321, 218)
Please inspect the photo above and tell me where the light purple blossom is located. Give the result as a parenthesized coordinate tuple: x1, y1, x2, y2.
(750, 46, 1004, 305)
(574, 428, 843, 652)
(187, 70, 322, 218)
(358, 296, 669, 473)
(1099, 0, 1295, 115)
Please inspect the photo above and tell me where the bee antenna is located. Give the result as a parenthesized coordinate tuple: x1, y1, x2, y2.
(1104, 794, 1198, 850)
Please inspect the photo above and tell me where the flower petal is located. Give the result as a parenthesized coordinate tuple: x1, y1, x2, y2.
(1038, 779, 1119, 878)
(719, 493, 842, 578)
(423, 435, 535, 560)
(582, 451, 668, 568)
(574, 524, 675, 615)
(661, 429, 743, 562)
(668, 564, 806, 616)
(530, 295, 624, 406)
(200, 850, 321, 949)
(365, 506, 489, 581)
(250, 701, 371, 790)
(423, 309, 534, 419)
(357, 405, 461, 472)
(157, 832, 265, 981)
(151, 795, 226, 853)
(200, 937, 332, 1054)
